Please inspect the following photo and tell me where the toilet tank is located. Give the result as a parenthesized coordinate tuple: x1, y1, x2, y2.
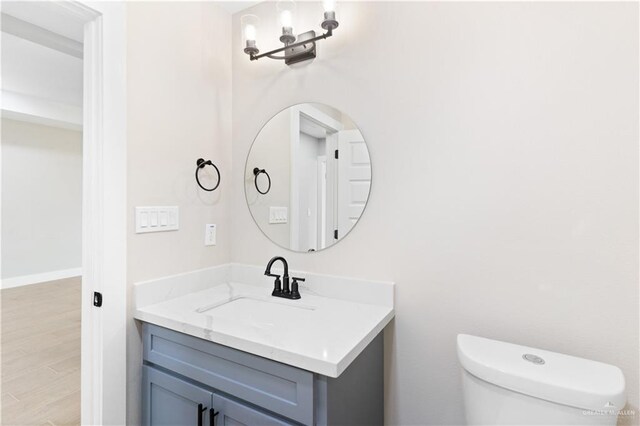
(457, 334, 626, 426)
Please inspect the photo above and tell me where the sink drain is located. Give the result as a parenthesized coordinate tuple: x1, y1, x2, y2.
(522, 353, 545, 365)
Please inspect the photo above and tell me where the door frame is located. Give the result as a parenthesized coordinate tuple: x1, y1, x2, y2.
(288, 105, 343, 250)
(317, 156, 327, 249)
(16, 1, 129, 424)
(80, 2, 127, 424)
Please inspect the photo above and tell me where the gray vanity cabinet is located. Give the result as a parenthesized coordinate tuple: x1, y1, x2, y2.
(141, 323, 383, 426)
(213, 394, 292, 426)
(143, 366, 214, 426)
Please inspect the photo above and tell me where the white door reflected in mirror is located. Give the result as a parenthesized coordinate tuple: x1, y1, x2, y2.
(245, 103, 371, 252)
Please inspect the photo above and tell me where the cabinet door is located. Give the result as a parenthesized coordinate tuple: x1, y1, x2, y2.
(213, 394, 294, 426)
(143, 366, 213, 426)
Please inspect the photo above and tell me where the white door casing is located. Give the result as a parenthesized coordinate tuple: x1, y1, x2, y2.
(289, 105, 343, 250)
(80, 2, 127, 424)
(317, 156, 327, 249)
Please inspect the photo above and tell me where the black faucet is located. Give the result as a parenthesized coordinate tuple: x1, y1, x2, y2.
(264, 256, 305, 300)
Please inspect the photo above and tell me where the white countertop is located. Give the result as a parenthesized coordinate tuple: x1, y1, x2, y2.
(134, 264, 395, 378)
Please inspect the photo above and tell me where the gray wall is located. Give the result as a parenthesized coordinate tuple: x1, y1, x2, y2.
(230, 2, 639, 425)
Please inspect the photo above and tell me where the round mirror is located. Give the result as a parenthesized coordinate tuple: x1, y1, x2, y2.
(245, 103, 372, 252)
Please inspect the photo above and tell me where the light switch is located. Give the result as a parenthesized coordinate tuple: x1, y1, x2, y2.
(150, 211, 158, 226)
(135, 206, 179, 233)
(269, 206, 288, 224)
(140, 212, 149, 228)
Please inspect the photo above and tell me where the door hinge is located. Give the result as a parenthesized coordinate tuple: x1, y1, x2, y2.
(334, 149, 339, 159)
(334, 229, 339, 240)
(93, 292, 103, 307)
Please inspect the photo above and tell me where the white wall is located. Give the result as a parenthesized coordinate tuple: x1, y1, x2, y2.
(125, 2, 232, 424)
(1, 118, 82, 282)
(231, 2, 639, 425)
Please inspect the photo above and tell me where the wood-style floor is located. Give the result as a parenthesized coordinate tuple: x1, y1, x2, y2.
(1, 277, 81, 426)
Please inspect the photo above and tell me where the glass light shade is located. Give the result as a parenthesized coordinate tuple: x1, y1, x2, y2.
(241, 14, 260, 55)
(241, 14, 259, 43)
(280, 10, 292, 28)
(277, 0, 296, 31)
(323, 0, 336, 13)
(321, 0, 338, 31)
(245, 24, 256, 41)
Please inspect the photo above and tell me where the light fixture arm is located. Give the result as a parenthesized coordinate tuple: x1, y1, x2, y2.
(249, 28, 333, 62)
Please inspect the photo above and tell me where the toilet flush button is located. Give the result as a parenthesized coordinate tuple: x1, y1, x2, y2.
(523, 354, 545, 365)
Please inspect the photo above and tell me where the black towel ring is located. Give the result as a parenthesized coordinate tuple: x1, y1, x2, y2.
(253, 167, 271, 195)
(195, 158, 221, 192)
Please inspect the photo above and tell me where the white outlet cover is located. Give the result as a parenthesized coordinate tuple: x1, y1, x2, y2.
(205, 224, 217, 246)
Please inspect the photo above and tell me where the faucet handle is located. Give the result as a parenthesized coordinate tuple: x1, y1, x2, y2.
(290, 277, 304, 300)
(271, 276, 283, 295)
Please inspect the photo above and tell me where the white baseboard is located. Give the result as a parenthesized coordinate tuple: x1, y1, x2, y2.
(1, 267, 82, 289)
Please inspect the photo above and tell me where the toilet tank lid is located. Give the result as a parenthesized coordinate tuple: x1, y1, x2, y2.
(457, 334, 626, 411)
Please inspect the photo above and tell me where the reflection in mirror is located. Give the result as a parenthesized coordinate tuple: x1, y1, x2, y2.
(245, 103, 372, 252)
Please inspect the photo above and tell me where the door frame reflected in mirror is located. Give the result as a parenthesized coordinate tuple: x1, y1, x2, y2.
(289, 105, 344, 251)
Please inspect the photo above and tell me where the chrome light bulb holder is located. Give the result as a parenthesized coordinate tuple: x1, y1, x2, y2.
(244, 40, 259, 55)
(279, 27, 296, 44)
(321, 11, 338, 31)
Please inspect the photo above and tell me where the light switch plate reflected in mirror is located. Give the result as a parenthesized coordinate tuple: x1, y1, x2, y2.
(269, 206, 288, 224)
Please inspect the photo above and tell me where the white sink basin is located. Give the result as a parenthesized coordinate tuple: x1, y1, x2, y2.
(196, 296, 316, 325)
(196, 295, 316, 313)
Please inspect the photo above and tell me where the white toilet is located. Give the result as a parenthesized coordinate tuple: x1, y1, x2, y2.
(457, 334, 626, 426)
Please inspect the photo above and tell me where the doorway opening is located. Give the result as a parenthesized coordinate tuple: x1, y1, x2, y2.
(0, 1, 127, 424)
(1, 5, 84, 424)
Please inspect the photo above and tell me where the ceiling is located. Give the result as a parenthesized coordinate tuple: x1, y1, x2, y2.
(1, 2, 84, 42)
(1, 1, 262, 29)
(216, 1, 261, 15)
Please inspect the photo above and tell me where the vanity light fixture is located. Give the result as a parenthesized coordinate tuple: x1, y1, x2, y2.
(242, 0, 339, 66)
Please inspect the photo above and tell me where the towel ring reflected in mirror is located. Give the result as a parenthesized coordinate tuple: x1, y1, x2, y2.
(253, 167, 271, 195)
(195, 158, 221, 192)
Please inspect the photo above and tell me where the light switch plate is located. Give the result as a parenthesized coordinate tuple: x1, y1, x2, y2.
(135, 206, 179, 233)
(269, 206, 288, 224)
(205, 224, 216, 246)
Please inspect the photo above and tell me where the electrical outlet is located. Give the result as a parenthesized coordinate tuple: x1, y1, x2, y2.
(205, 224, 217, 246)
